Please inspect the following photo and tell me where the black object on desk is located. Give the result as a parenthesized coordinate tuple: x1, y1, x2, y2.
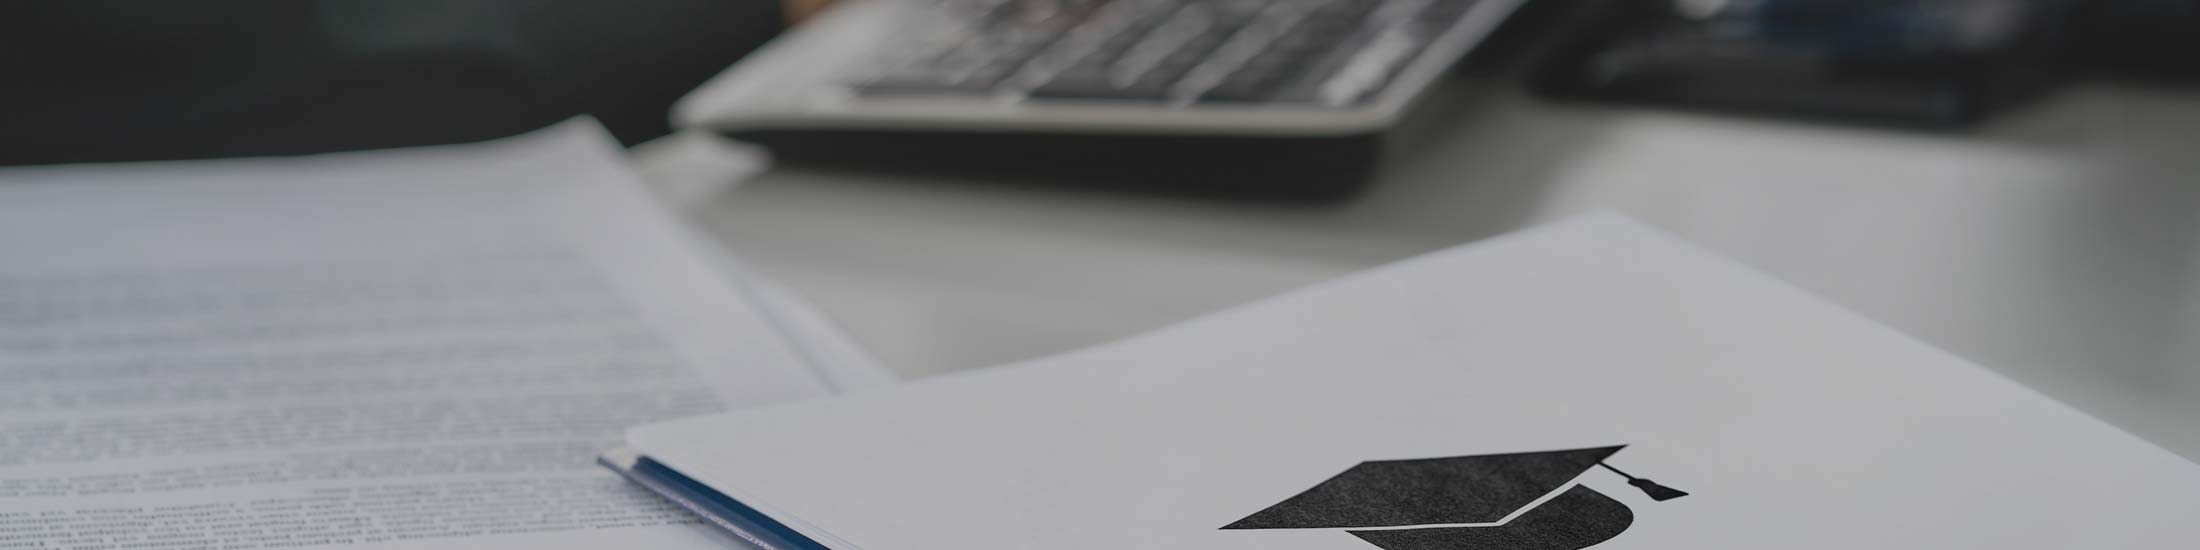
(2075, 0, 2200, 83)
(1526, 0, 2076, 128)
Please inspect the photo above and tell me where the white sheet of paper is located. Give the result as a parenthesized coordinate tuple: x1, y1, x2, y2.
(0, 121, 861, 550)
(629, 214, 2200, 550)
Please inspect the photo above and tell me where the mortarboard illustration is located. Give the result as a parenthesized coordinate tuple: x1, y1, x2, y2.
(1222, 445, 1685, 550)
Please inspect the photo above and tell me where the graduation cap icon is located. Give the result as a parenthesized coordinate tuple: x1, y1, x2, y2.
(1222, 445, 1685, 550)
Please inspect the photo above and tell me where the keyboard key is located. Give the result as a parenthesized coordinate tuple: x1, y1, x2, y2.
(855, 54, 1014, 94)
(1090, 31, 1148, 60)
(856, 73, 1004, 94)
(1309, 24, 1424, 104)
(1056, 58, 1115, 79)
(1176, 31, 1231, 56)
(1028, 71, 1176, 100)
(1206, 0, 1269, 19)
(1417, 0, 1475, 23)
(1198, 79, 1278, 102)
(1198, 63, 1290, 102)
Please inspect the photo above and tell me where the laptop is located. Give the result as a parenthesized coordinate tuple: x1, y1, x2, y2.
(673, 0, 1528, 196)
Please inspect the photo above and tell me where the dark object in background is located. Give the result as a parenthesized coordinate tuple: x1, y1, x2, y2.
(2075, 0, 2200, 83)
(0, 1, 782, 166)
(1527, 0, 2075, 128)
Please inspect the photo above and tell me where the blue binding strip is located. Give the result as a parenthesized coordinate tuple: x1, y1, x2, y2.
(614, 455, 833, 550)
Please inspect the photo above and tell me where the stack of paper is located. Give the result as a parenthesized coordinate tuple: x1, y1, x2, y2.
(0, 121, 890, 550)
(613, 214, 2200, 550)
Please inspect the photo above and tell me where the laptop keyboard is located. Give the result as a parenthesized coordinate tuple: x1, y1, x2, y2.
(847, 0, 1479, 106)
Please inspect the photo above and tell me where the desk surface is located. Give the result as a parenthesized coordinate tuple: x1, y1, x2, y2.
(643, 79, 2200, 459)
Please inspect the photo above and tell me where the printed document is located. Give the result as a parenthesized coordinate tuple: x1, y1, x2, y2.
(0, 121, 850, 549)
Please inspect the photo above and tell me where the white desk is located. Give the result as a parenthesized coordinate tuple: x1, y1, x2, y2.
(641, 78, 2200, 459)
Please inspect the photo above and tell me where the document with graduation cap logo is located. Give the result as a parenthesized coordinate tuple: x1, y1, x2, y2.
(605, 214, 2200, 550)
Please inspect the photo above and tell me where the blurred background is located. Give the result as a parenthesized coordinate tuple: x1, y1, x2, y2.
(4, 0, 2196, 457)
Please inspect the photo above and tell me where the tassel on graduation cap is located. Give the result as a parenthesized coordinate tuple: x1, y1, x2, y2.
(1596, 460, 1689, 501)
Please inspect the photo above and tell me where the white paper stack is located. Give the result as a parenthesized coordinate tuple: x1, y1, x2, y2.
(614, 214, 2199, 550)
(0, 121, 892, 550)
